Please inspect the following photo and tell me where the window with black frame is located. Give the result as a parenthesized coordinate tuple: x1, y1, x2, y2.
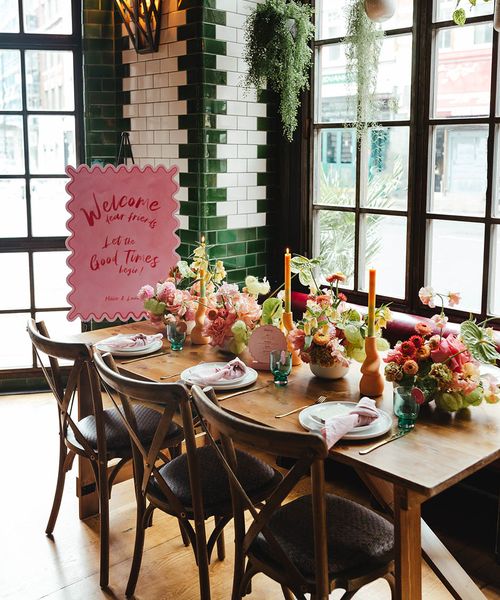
(0, 0, 83, 375)
(311, 0, 500, 322)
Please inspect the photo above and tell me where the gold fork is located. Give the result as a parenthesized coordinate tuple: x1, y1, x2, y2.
(275, 395, 327, 419)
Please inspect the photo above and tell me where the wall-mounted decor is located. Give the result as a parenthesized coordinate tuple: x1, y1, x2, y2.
(65, 164, 179, 322)
(244, 0, 314, 141)
(115, 0, 162, 53)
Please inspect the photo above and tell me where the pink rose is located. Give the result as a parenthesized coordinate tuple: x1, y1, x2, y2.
(430, 334, 471, 373)
(288, 328, 306, 352)
(138, 285, 155, 301)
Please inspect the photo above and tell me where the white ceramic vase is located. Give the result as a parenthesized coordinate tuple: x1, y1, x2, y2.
(309, 362, 350, 380)
(364, 0, 396, 22)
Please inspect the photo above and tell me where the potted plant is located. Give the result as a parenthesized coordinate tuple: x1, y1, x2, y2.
(243, 0, 314, 141)
(364, 0, 395, 22)
(344, 0, 384, 141)
(451, 0, 499, 26)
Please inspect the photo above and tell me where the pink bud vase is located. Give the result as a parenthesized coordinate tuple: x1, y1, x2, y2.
(359, 336, 385, 397)
(191, 301, 210, 345)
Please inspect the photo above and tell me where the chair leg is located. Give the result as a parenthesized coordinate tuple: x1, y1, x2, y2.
(216, 519, 225, 561)
(179, 519, 190, 546)
(280, 585, 294, 600)
(97, 462, 110, 589)
(45, 439, 70, 535)
(126, 496, 148, 598)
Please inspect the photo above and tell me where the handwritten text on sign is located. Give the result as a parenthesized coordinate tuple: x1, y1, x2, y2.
(65, 163, 180, 322)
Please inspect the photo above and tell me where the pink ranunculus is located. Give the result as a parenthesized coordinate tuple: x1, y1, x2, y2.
(431, 313, 448, 329)
(448, 292, 461, 307)
(419, 286, 436, 308)
(450, 372, 478, 395)
(137, 285, 155, 301)
(430, 334, 471, 373)
(383, 349, 405, 365)
(288, 328, 306, 352)
(156, 281, 176, 303)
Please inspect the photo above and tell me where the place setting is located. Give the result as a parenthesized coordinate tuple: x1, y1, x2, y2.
(94, 332, 168, 363)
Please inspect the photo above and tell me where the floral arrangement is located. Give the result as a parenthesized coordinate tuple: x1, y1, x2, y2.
(288, 266, 391, 367)
(384, 287, 500, 412)
(202, 279, 269, 355)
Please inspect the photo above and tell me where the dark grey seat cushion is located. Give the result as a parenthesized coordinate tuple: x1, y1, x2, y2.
(67, 404, 181, 454)
(150, 445, 281, 515)
(251, 494, 394, 578)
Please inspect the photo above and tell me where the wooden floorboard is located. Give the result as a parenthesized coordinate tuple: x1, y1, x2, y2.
(1, 392, 499, 599)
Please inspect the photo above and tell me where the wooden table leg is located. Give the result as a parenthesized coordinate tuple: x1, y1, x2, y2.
(394, 485, 422, 600)
(358, 472, 487, 600)
(77, 365, 100, 520)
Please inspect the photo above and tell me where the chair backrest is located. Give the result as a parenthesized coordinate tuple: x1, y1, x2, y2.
(27, 318, 104, 460)
(92, 349, 204, 528)
(190, 384, 330, 598)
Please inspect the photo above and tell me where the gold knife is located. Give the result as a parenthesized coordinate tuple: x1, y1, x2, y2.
(119, 350, 169, 364)
(218, 384, 270, 401)
(358, 429, 409, 455)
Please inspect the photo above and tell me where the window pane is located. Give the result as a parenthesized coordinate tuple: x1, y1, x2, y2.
(0, 253, 30, 309)
(315, 129, 356, 207)
(316, 0, 346, 40)
(316, 44, 355, 123)
(0, 313, 33, 369)
(362, 127, 409, 210)
(0, 1, 19, 32)
(490, 226, 500, 315)
(374, 34, 412, 121)
(30, 178, 70, 236)
(23, 0, 72, 34)
(28, 115, 75, 174)
(427, 220, 484, 313)
(0, 179, 27, 237)
(434, 0, 492, 22)
(35, 310, 81, 366)
(434, 25, 492, 118)
(429, 125, 487, 216)
(0, 115, 25, 174)
(316, 210, 355, 288)
(33, 251, 71, 308)
(0, 50, 22, 110)
(359, 215, 407, 298)
(381, 0, 413, 31)
(25, 50, 74, 111)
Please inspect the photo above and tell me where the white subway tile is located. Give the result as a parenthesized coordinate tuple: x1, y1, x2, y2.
(146, 116, 162, 130)
(153, 73, 169, 88)
(237, 57, 250, 73)
(146, 60, 161, 75)
(227, 186, 247, 200)
(226, 42, 244, 58)
(238, 86, 256, 102)
(147, 145, 163, 158)
(237, 116, 257, 130)
(168, 100, 187, 115)
(169, 129, 188, 144)
(123, 77, 137, 91)
(131, 117, 147, 130)
(247, 185, 266, 199)
(160, 57, 178, 72)
(216, 85, 238, 101)
(123, 104, 138, 118)
(217, 55, 238, 72)
(238, 172, 257, 186)
(139, 130, 155, 144)
(176, 187, 188, 202)
(237, 144, 257, 158)
(227, 158, 247, 173)
(122, 49, 136, 64)
(153, 102, 169, 116)
(227, 130, 247, 144)
(130, 89, 146, 104)
(217, 201, 239, 216)
(217, 173, 239, 187)
(160, 87, 177, 101)
(217, 144, 238, 159)
(137, 75, 154, 89)
(168, 41, 186, 57)
(130, 62, 145, 77)
(238, 200, 257, 214)
(216, 0, 237, 11)
(175, 158, 188, 172)
(168, 9, 186, 27)
(226, 101, 247, 116)
(161, 145, 179, 158)
(247, 103, 266, 117)
(154, 130, 170, 144)
(146, 88, 161, 103)
(159, 116, 178, 129)
(140, 103, 154, 117)
(216, 25, 237, 42)
(248, 158, 266, 171)
(217, 115, 238, 129)
(226, 12, 246, 29)
(247, 213, 266, 227)
(227, 214, 248, 229)
(248, 131, 267, 144)
(169, 71, 187, 86)
(177, 214, 189, 230)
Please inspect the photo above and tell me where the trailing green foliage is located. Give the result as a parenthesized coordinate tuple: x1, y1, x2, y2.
(453, 0, 492, 25)
(244, 0, 314, 141)
(344, 0, 384, 141)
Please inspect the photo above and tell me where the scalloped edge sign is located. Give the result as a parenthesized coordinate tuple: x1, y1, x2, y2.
(65, 163, 180, 322)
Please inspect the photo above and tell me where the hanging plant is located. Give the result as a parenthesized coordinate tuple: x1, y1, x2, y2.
(244, 0, 314, 141)
(452, 0, 494, 25)
(344, 0, 384, 142)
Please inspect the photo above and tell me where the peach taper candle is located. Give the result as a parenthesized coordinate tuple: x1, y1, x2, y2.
(360, 269, 384, 396)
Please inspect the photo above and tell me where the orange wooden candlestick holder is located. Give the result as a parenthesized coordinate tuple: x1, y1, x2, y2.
(191, 301, 210, 345)
(283, 311, 302, 366)
(359, 336, 385, 397)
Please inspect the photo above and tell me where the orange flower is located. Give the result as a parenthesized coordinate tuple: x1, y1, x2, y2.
(416, 345, 431, 360)
(313, 332, 330, 346)
(326, 272, 346, 283)
(403, 360, 419, 376)
(415, 322, 432, 336)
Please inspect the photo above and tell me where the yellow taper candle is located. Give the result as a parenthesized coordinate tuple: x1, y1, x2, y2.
(367, 268, 376, 337)
(284, 248, 291, 313)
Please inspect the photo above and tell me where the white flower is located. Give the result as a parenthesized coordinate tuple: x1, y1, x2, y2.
(431, 313, 448, 329)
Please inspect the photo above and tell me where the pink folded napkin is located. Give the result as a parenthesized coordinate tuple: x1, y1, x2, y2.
(321, 398, 379, 449)
(189, 358, 247, 385)
(97, 333, 163, 350)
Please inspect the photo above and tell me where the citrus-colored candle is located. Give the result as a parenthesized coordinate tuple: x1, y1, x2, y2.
(367, 268, 376, 337)
(284, 248, 291, 313)
(200, 235, 206, 299)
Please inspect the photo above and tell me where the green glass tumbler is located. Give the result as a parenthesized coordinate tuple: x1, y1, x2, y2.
(167, 322, 186, 351)
(393, 386, 420, 430)
(270, 350, 292, 386)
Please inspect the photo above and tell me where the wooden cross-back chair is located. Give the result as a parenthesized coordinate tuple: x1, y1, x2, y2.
(93, 349, 282, 599)
(191, 385, 396, 600)
(26, 319, 184, 589)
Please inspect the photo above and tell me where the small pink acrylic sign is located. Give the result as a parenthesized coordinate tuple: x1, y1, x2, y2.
(247, 325, 287, 370)
(65, 163, 180, 322)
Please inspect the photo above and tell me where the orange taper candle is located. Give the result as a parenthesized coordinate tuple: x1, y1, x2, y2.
(284, 248, 291, 313)
(367, 268, 376, 337)
(199, 235, 206, 299)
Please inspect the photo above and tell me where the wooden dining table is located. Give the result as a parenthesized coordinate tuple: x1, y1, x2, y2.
(70, 322, 500, 600)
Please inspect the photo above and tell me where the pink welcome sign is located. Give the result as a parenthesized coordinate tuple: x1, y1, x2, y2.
(65, 163, 180, 322)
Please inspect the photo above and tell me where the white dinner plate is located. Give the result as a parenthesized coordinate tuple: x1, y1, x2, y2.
(181, 363, 258, 390)
(95, 339, 163, 357)
(183, 362, 247, 386)
(95, 335, 158, 354)
(299, 401, 392, 441)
